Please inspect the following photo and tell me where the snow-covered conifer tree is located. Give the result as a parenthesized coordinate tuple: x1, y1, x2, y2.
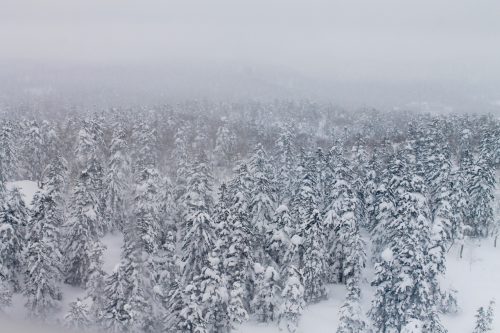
(0, 187, 28, 290)
(104, 124, 131, 231)
(99, 266, 132, 333)
(133, 167, 161, 255)
(199, 248, 231, 332)
(472, 300, 495, 333)
(0, 280, 12, 313)
(21, 119, 45, 183)
(248, 143, 276, 256)
(214, 117, 237, 167)
(65, 167, 104, 287)
(369, 144, 446, 333)
(65, 298, 92, 331)
(279, 266, 305, 333)
(0, 120, 18, 185)
(465, 155, 495, 238)
(181, 151, 215, 282)
(252, 264, 281, 322)
(24, 190, 63, 320)
(274, 123, 297, 204)
(86, 241, 107, 320)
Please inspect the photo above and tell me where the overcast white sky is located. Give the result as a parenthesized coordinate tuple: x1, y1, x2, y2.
(1, 0, 500, 110)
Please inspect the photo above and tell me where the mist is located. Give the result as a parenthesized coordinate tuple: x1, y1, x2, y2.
(1, 0, 500, 113)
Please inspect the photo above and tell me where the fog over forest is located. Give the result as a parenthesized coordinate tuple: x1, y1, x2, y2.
(1, 0, 500, 113)
(1, 2, 500, 333)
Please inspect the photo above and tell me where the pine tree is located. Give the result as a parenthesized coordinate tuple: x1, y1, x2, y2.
(0, 187, 28, 290)
(24, 190, 63, 320)
(0, 280, 12, 313)
(227, 281, 249, 328)
(181, 152, 215, 283)
(41, 154, 68, 211)
(266, 204, 294, 268)
(336, 202, 366, 333)
(370, 155, 397, 256)
(104, 124, 131, 231)
(351, 136, 369, 228)
(364, 151, 380, 230)
(156, 229, 178, 310)
(369, 144, 446, 333)
(465, 155, 495, 238)
(248, 143, 276, 257)
(101, 227, 158, 333)
(274, 123, 297, 204)
(199, 249, 231, 333)
(214, 117, 237, 167)
(65, 167, 104, 287)
(279, 266, 305, 333)
(65, 298, 92, 331)
(252, 264, 281, 323)
(472, 300, 495, 333)
(301, 209, 327, 303)
(131, 121, 158, 175)
(133, 167, 161, 255)
(86, 241, 107, 320)
(176, 281, 207, 333)
(21, 119, 45, 182)
(324, 145, 360, 284)
(74, 119, 106, 232)
(449, 167, 468, 249)
(75, 118, 104, 169)
(337, 286, 365, 333)
(0, 120, 18, 185)
(99, 266, 132, 333)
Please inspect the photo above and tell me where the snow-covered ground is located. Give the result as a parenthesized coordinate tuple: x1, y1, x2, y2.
(3, 180, 500, 332)
(237, 241, 500, 333)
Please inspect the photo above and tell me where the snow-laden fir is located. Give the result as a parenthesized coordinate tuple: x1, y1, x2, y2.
(0, 103, 498, 333)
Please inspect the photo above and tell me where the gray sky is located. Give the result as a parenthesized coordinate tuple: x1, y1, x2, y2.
(1, 0, 500, 111)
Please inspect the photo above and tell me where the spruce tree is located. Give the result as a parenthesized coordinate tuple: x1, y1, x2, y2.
(465, 155, 495, 238)
(65, 168, 104, 287)
(65, 298, 92, 331)
(214, 117, 237, 167)
(99, 265, 132, 333)
(248, 143, 276, 258)
(181, 152, 215, 283)
(24, 190, 63, 320)
(0, 120, 18, 185)
(86, 241, 107, 320)
(199, 248, 231, 333)
(279, 266, 305, 333)
(369, 144, 446, 333)
(0, 187, 28, 290)
(472, 300, 495, 333)
(274, 123, 297, 204)
(0, 280, 12, 313)
(133, 167, 161, 255)
(21, 119, 45, 183)
(252, 264, 280, 322)
(104, 124, 131, 232)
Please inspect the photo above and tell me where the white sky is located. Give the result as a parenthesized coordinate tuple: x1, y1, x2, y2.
(1, 0, 500, 110)
(2, 0, 499, 80)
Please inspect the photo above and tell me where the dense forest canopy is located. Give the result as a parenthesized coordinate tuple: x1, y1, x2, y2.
(0, 103, 499, 333)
